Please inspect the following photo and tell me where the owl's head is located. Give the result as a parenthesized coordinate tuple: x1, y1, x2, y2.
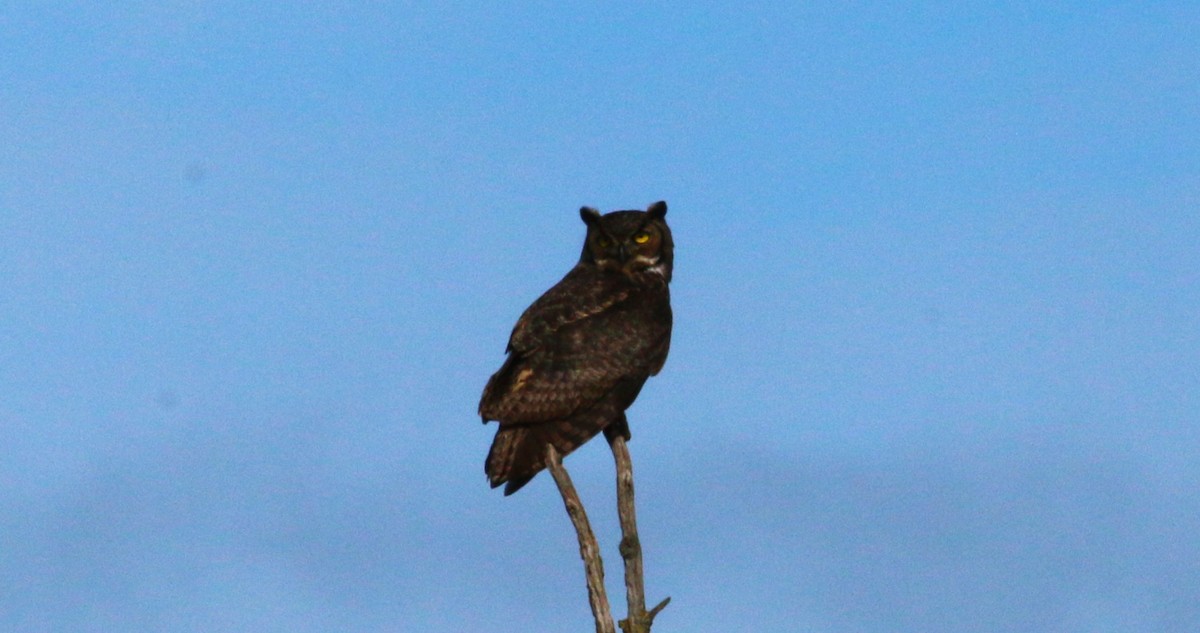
(578, 201, 673, 282)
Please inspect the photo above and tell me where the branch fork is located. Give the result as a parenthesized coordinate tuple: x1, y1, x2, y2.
(545, 438, 670, 633)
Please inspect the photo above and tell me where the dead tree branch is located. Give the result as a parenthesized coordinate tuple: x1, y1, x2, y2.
(609, 435, 670, 633)
(545, 444, 616, 633)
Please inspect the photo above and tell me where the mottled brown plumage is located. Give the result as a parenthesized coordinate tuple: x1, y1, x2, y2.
(479, 201, 674, 494)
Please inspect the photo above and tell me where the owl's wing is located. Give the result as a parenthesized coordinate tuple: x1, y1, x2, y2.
(479, 267, 670, 425)
(504, 265, 629, 354)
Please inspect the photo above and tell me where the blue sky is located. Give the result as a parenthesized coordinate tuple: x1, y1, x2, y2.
(2, 3, 1198, 632)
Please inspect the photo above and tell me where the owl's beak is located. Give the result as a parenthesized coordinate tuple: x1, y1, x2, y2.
(617, 244, 630, 263)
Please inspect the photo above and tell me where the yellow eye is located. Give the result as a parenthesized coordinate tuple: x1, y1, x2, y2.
(596, 236, 612, 249)
(632, 231, 651, 244)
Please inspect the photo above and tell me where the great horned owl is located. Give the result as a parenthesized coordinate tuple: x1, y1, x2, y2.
(479, 201, 674, 495)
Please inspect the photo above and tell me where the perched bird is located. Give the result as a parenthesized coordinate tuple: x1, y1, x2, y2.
(479, 201, 674, 495)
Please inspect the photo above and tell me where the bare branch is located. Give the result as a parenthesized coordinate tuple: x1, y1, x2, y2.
(545, 444, 616, 633)
(609, 435, 670, 633)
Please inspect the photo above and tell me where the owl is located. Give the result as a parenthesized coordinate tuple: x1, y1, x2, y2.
(479, 201, 674, 495)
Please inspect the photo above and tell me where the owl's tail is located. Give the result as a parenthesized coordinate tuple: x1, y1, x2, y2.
(485, 418, 610, 495)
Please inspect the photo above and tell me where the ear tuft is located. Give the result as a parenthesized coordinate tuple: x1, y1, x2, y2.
(579, 206, 602, 225)
(647, 200, 667, 218)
